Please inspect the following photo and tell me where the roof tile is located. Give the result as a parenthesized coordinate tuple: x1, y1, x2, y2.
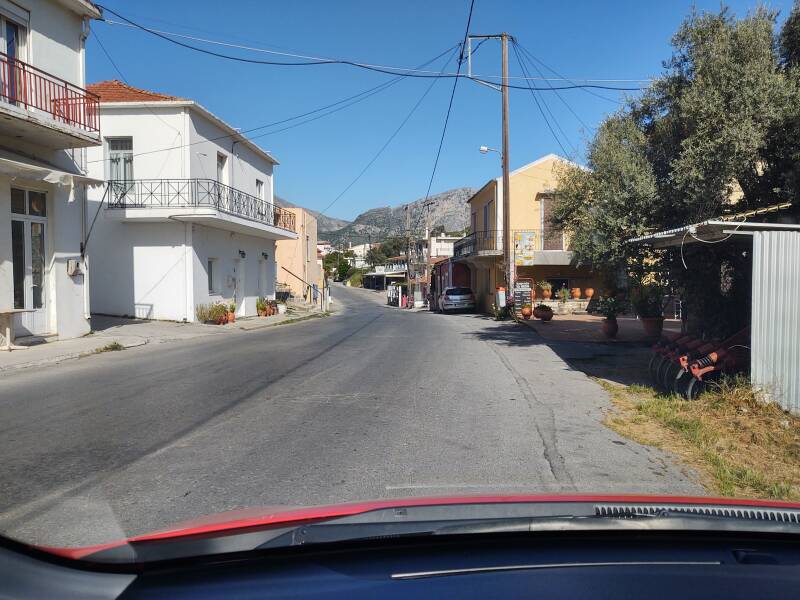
(87, 80, 184, 103)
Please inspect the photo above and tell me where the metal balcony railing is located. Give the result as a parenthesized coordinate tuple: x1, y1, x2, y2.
(453, 230, 503, 258)
(0, 51, 99, 133)
(107, 179, 296, 233)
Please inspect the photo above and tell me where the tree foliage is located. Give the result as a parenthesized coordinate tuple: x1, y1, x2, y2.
(552, 5, 800, 336)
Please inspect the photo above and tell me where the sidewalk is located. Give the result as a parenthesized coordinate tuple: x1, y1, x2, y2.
(518, 312, 681, 343)
(0, 307, 327, 373)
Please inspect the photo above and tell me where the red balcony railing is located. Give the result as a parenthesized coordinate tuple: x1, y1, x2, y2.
(0, 51, 99, 134)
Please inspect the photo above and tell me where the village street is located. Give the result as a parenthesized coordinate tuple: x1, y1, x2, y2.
(0, 284, 700, 547)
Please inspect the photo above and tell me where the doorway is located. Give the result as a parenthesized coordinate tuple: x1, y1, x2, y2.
(234, 257, 245, 316)
(11, 188, 48, 335)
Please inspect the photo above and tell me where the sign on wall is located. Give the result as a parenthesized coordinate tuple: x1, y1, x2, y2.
(514, 231, 537, 266)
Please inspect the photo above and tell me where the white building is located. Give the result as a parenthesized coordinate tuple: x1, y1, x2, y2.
(316, 240, 333, 256)
(0, 0, 102, 342)
(84, 80, 297, 322)
(428, 232, 461, 259)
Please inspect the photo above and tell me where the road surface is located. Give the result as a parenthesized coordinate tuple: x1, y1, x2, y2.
(0, 284, 701, 546)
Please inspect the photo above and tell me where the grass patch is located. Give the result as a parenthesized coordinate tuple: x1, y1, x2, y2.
(94, 341, 125, 353)
(600, 377, 800, 501)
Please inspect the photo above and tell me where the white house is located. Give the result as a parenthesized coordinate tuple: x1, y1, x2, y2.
(84, 80, 297, 322)
(0, 0, 102, 343)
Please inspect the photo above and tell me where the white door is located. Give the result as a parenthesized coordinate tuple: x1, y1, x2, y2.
(233, 258, 245, 315)
(258, 259, 268, 298)
(11, 189, 49, 335)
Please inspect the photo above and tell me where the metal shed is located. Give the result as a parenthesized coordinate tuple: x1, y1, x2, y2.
(629, 217, 800, 413)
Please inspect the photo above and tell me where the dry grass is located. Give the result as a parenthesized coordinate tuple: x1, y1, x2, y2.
(601, 377, 800, 501)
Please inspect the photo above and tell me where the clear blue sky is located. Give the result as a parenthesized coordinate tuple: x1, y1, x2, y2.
(87, 1, 794, 221)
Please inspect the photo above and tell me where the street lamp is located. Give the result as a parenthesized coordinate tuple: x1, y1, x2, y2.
(479, 145, 502, 162)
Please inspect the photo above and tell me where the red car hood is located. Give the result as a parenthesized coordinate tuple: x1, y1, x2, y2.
(38, 493, 800, 560)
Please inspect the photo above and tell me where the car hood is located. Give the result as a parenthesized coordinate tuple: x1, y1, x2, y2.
(36, 494, 800, 562)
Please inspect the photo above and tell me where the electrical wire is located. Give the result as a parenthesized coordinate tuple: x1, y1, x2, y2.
(95, 5, 647, 92)
(87, 44, 460, 165)
(313, 46, 460, 221)
(409, 0, 475, 237)
(511, 42, 573, 159)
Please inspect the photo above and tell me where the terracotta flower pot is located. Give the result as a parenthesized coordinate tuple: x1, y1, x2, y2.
(584, 287, 595, 299)
(640, 316, 664, 337)
(541, 289, 552, 300)
(216, 314, 227, 325)
(227, 311, 236, 323)
(602, 317, 618, 339)
(533, 307, 553, 321)
(571, 287, 582, 299)
(521, 306, 533, 320)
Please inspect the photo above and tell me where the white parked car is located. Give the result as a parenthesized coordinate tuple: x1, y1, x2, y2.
(438, 287, 475, 313)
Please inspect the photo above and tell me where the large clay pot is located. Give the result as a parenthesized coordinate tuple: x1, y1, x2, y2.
(541, 289, 552, 300)
(570, 287, 582, 299)
(640, 317, 664, 337)
(533, 306, 553, 321)
(216, 314, 227, 325)
(227, 311, 236, 324)
(602, 317, 618, 339)
(521, 305, 533, 320)
(584, 287, 595, 300)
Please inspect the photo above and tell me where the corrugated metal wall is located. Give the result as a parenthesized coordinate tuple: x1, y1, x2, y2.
(751, 231, 800, 413)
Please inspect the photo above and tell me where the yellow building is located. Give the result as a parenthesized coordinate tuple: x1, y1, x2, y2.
(275, 208, 324, 302)
(454, 154, 600, 312)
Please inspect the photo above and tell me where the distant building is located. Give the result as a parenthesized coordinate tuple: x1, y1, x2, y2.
(317, 240, 333, 256)
(276, 208, 323, 303)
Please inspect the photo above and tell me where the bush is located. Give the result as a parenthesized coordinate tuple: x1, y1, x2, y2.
(195, 303, 212, 322)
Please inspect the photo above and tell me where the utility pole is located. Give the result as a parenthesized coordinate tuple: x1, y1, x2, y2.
(468, 33, 513, 301)
(404, 205, 411, 308)
(501, 32, 512, 296)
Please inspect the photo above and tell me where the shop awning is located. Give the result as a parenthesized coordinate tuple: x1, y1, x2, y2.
(0, 149, 103, 185)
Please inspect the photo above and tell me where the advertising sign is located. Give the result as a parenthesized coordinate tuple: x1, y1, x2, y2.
(514, 231, 537, 266)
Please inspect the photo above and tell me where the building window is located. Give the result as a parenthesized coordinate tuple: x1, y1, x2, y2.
(256, 179, 264, 200)
(207, 258, 217, 293)
(0, 11, 28, 105)
(108, 137, 134, 181)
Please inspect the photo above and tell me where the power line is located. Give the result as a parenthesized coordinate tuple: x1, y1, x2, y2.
(95, 5, 647, 92)
(513, 40, 594, 135)
(409, 0, 475, 237)
(511, 42, 573, 160)
(314, 46, 460, 221)
(87, 44, 460, 165)
(102, 18, 652, 85)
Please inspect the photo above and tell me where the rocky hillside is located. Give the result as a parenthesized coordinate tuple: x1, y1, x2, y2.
(274, 195, 351, 233)
(325, 187, 474, 245)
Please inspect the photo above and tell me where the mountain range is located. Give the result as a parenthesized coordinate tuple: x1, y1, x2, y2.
(276, 187, 474, 245)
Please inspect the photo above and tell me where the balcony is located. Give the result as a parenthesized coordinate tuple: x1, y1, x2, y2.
(0, 52, 100, 148)
(105, 179, 298, 240)
(453, 230, 503, 260)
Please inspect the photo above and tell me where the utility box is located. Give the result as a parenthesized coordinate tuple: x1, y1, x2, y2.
(495, 286, 506, 308)
(66, 259, 82, 276)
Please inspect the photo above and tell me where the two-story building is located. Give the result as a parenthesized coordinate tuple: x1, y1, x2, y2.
(454, 154, 599, 312)
(0, 0, 102, 343)
(84, 80, 297, 322)
(275, 207, 323, 304)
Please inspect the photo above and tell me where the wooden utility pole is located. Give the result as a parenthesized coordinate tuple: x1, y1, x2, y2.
(404, 205, 411, 307)
(501, 32, 512, 294)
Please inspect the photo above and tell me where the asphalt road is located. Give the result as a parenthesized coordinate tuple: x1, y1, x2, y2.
(0, 284, 701, 546)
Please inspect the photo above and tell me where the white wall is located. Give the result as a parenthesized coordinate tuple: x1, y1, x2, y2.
(192, 225, 276, 319)
(85, 106, 188, 181)
(188, 110, 274, 198)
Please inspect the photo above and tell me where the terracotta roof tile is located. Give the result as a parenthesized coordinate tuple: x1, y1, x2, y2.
(87, 80, 185, 103)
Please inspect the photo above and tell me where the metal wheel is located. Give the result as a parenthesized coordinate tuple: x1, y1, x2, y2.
(648, 352, 662, 380)
(685, 377, 706, 400)
(661, 361, 682, 392)
(656, 357, 673, 390)
(673, 369, 693, 397)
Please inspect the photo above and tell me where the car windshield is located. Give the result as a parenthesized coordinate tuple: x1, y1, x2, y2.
(1, 0, 799, 558)
(446, 288, 473, 295)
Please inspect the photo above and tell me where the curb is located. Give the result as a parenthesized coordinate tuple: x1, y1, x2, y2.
(0, 337, 147, 372)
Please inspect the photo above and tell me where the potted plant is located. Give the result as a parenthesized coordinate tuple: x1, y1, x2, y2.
(584, 287, 595, 300)
(521, 303, 533, 320)
(256, 297, 267, 317)
(210, 302, 227, 325)
(276, 301, 287, 315)
(630, 285, 664, 337)
(537, 281, 552, 300)
(597, 297, 623, 339)
(195, 303, 212, 324)
(570, 287, 582, 299)
(533, 303, 554, 321)
(227, 302, 236, 324)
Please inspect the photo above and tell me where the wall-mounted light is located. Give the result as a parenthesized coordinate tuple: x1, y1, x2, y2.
(239, 250, 246, 258)
(261, 252, 269, 260)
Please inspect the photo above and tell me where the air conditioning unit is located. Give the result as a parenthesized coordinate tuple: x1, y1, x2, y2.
(66, 259, 82, 276)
